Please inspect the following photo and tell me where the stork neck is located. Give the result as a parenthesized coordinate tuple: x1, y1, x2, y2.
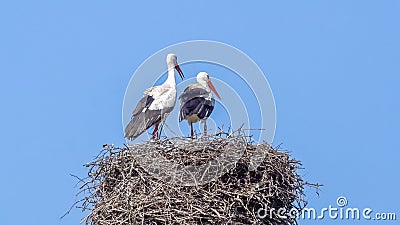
(199, 80, 210, 92)
(164, 67, 176, 87)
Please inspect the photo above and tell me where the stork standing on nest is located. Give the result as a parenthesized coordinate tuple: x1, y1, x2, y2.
(125, 54, 184, 140)
(179, 72, 221, 138)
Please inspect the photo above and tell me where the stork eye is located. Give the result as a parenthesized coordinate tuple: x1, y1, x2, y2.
(207, 75, 210, 79)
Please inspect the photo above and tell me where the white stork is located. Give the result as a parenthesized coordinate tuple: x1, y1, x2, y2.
(125, 54, 184, 140)
(179, 72, 221, 138)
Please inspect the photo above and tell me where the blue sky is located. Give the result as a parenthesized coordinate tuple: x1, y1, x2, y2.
(1, 1, 399, 224)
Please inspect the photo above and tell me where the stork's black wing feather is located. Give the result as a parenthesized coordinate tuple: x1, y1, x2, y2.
(179, 97, 214, 121)
(179, 88, 209, 104)
(132, 95, 154, 117)
(125, 95, 160, 140)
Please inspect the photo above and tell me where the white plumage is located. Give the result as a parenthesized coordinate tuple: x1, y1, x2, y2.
(125, 54, 184, 140)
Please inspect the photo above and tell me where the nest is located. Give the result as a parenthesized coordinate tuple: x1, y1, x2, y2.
(74, 134, 309, 225)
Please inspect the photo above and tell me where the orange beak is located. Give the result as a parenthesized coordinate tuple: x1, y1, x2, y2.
(175, 65, 184, 80)
(207, 80, 221, 100)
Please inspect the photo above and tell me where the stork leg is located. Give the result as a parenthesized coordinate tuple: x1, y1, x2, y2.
(152, 123, 159, 139)
(158, 112, 168, 139)
(190, 122, 194, 138)
(203, 120, 207, 136)
(158, 123, 163, 139)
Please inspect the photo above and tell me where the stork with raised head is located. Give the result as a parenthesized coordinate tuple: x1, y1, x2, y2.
(179, 72, 221, 138)
(125, 54, 184, 140)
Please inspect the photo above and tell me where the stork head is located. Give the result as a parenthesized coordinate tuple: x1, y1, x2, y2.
(166, 53, 184, 79)
(197, 72, 221, 99)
